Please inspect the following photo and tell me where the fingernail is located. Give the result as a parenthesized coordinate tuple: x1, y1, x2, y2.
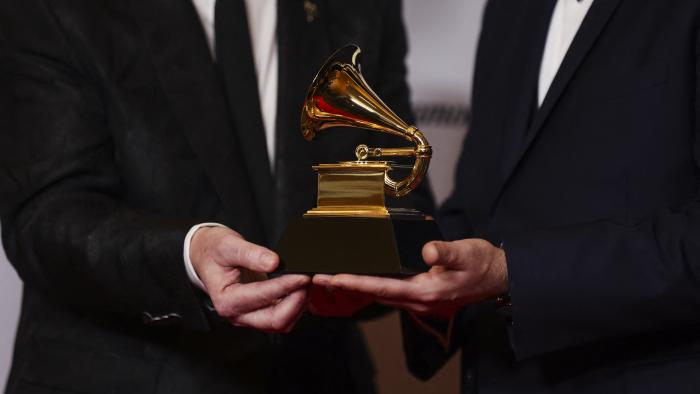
(314, 275, 331, 285)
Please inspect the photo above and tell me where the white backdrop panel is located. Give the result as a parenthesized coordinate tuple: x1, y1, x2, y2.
(0, 227, 21, 388)
(405, 0, 486, 204)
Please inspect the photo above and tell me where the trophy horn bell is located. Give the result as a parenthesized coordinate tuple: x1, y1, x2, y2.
(300, 44, 432, 198)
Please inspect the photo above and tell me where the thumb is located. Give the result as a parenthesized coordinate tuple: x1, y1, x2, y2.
(217, 235, 279, 273)
(422, 240, 464, 269)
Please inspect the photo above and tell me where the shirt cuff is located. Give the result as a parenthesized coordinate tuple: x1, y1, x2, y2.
(183, 222, 227, 292)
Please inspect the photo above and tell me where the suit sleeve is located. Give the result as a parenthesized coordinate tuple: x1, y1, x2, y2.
(503, 27, 700, 360)
(0, 1, 208, 330)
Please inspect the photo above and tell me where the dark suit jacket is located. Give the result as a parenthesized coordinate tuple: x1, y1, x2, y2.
(0, 0, 433, 393)
(404, 1, 700, 393)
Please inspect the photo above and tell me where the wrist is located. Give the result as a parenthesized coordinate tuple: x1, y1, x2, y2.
(189, 226, 213, 272)
(184, 223, 228, 291)
(483, 245, 509, 298)
(493, 243, 512, 320)
(496, 247, 509, 294)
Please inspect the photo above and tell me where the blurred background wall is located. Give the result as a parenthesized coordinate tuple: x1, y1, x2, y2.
(0, 229, 21, 391)
(0, 0, 487, 391)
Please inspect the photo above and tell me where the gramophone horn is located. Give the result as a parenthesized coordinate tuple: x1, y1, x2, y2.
(301, 44, 432, 198)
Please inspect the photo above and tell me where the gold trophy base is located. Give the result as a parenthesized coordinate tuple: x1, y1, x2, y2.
(275, 161, 441, 275)
(276, 209, 442, 275)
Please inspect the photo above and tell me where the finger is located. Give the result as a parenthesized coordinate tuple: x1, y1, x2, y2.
(217, 275, 309, 315)
(422, 240, 468, 269)
(287, 290, 309, 329)
(232, 288, 308, 333)
(422, 241, 441, 265)
(312, 274, 333, 286)
(327, 274, 420, 300)
(215, 235, 279, 273)
(276, 288, 308, 331)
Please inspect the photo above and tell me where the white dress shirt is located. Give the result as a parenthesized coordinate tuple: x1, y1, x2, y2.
(185, 0, 278, 291)
(538, 0, 593, 106)
(191, 0, 278, 166)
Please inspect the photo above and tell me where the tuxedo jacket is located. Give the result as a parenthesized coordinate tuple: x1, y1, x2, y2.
(403, 1, 700, 393)
(0, 0, 433, 393)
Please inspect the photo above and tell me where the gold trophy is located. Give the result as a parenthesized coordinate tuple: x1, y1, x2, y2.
(277, 45, 442, 275)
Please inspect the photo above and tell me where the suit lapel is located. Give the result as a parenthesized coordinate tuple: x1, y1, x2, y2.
(133, 0, 266, 240)
(494, 0, 623, 211)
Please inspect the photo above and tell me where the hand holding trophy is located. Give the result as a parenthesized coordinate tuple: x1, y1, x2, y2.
(280, 45, 507, 321)
(277, 44, 442, 275)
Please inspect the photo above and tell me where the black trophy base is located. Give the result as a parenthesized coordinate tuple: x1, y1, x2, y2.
(276, 211, 443, 275)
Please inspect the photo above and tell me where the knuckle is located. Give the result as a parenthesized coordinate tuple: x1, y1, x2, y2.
(442, 248, 458, 263)
(227, 241, 243, 263)
(212, 294, 238, 318)
(460, 242, 474, 257)
(212, 296, 230, 316)
(232, 246, 254, 268)
(245, 247, 264, 265)
(237, 243, 267, 269)
(213, 239, 232, 262)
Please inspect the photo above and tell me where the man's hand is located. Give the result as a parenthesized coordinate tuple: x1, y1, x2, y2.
(190, 226, 309, 333)
(313, 239, 508, 319)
